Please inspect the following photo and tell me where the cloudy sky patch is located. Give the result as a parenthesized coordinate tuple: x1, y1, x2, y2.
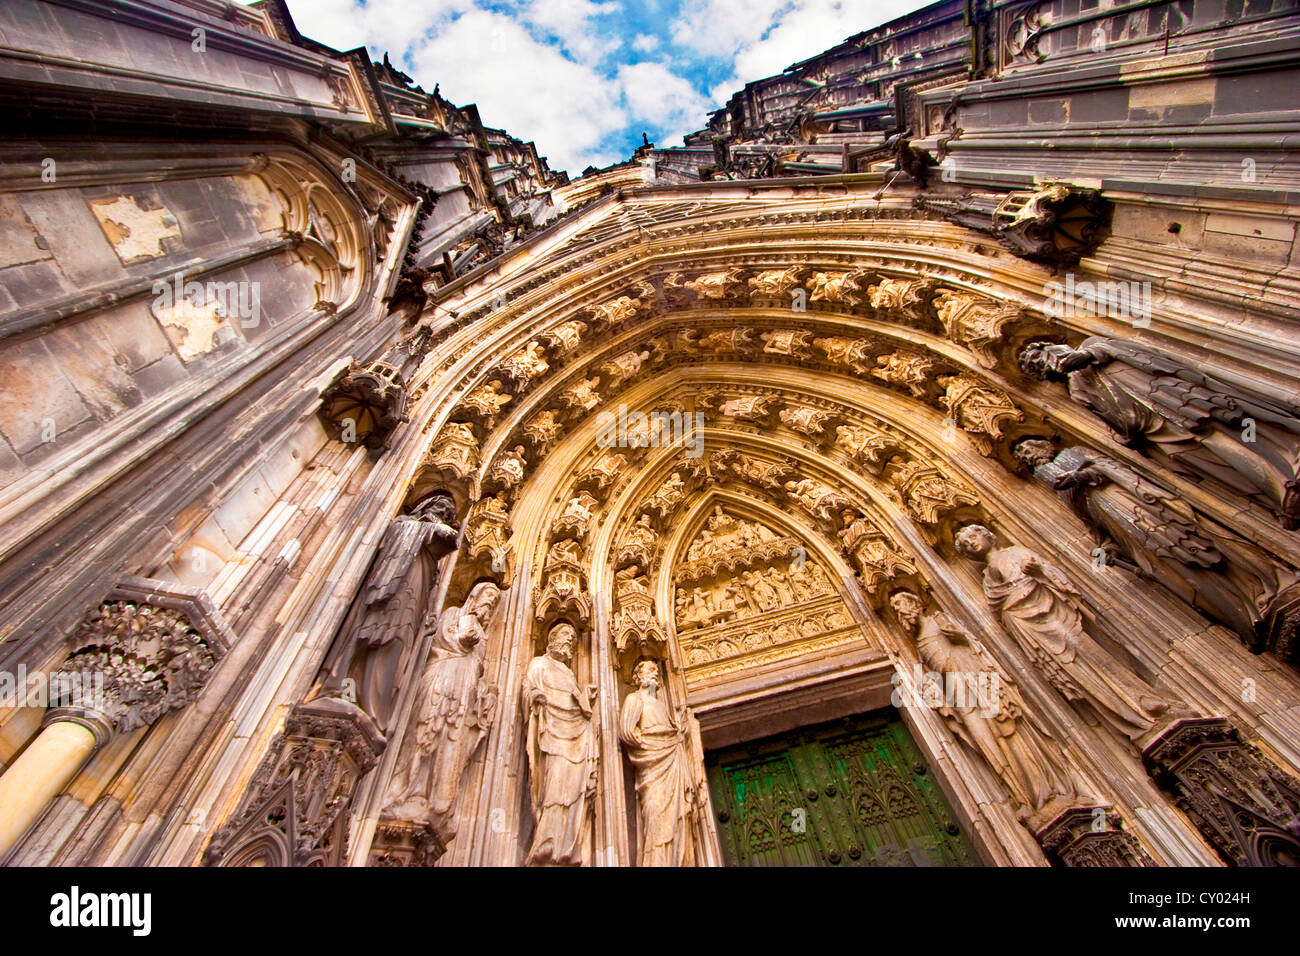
(265, 0, 929, 176)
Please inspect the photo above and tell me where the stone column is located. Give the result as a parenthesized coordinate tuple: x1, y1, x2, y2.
(0, 715, 108, 857)
(0, 579, 228, 860)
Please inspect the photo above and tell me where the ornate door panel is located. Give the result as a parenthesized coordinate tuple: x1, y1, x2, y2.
(707, 711, 981, 866)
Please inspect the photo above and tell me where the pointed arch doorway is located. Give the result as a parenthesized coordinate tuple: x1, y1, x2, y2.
(657, 489, 982, 867)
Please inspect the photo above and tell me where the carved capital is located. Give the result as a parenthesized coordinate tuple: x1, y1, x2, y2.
(50, 577, 231, 737)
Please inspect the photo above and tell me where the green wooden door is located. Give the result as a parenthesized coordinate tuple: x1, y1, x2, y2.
(706, 711, 982, 866)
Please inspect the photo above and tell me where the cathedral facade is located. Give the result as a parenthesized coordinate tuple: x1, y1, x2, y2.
(1, 0, 1299, 869)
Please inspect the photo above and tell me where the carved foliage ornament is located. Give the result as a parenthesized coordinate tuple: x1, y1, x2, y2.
(839, 512, 917, 593)
(938, 373, 1024, 454)
(888, 459, 979, 526)
(425, 422, 480, 481)
(535, 537, 591, 623)
(612, 565, 667, 667)
(932, 290, 1023, 369)
(52, 598, 226, 736)
(465, 493, 510, 563)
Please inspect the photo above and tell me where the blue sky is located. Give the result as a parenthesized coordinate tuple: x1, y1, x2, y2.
(269, 0, 931, 176)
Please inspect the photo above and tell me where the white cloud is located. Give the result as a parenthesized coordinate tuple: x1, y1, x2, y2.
(668, 0, 789, 59)
(710, 75, 741, 104)
(407, 10, 628, 173)
(674, 0, 926, 93)
(616, 61, 713, 146)
(520, 0, 623, 63)
(616, 59, 712, 141)
(264, 0, 933, 174)
(278, 0, 471, 62)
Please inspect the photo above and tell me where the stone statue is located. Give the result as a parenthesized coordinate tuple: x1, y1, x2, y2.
(1014, 439, 1298, 651)
(522, 622, 599, 865)
(953, 524, 1177, 743)
(461, 378, 513, 424)
(618, 660, 700, 867)
(383, 581, 501, 841)
(1019, 338, 1300, 527)
(890, 591, 1078, 824)
(785, 478, 852, 519)
(742, 569, 779, 611)
(322, 493, 458, 730)
(626, 514, 658, 546)
(678, 588, 714, 629)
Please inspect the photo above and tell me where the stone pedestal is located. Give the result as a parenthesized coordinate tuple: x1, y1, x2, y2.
(1035, 807, 1155, 867)
(1143, 717, 1300, 866)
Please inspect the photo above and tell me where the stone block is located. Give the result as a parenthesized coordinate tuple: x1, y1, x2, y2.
(1027, 97, 1067, 125)
(0, 259, 68, 315)
(212, 468, 277, 548)
(0, 335, 92, 454)
(18, 190, 124, 288)
(131, 353, 188, 400)
(0, 194, 52, 270)
(1067, 88, 1129, 125)
(1213, 68, 1300, 115)
(89, 302, 174, 373)
(44, 323, 143, 422)
(0, 433, 21, 489)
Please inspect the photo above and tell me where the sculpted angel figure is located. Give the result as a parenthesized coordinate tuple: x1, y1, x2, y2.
(626, 513, 658, 546)
(463, 379, 513, 422)
(954, 524, 1177, 743)
(614, 563, 651, 601)
(522, 622, 599, 865)
(1019, 338, 1300, 527)
(321, 493, 459, 730)
(619, 660, 700, 866)
(1015, 439, 1298, 651)
(784, 478, 851, 519)
(553, 490, 598, 537)
(384, 582, 501, 842)
(891, 591, 1077, 823)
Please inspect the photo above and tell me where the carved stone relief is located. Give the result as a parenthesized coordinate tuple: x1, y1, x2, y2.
(1020, 337, 1300, 528)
